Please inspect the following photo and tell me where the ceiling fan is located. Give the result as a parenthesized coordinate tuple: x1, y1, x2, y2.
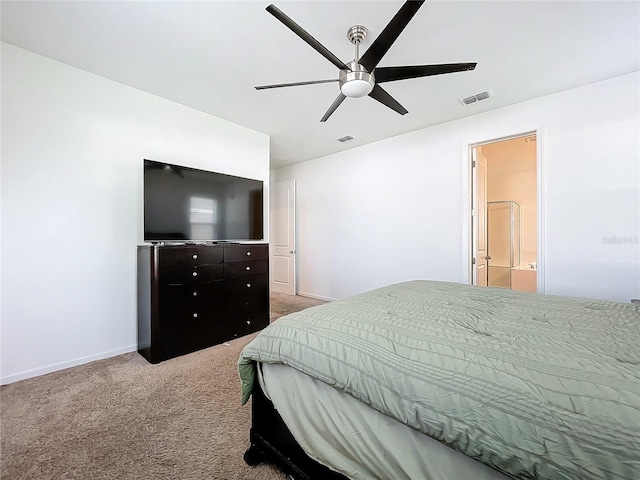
(256, 0, 477, 122)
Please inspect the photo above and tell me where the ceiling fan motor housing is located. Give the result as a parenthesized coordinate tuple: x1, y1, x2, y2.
(340, 61, 375, 98)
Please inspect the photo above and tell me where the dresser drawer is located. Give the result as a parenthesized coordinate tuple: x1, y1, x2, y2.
(223, 310, 269, 341)
(159, 264, 224, 285)
(160, 301, 224, 326)
(159, 247, 223, 267)
(224, 293, 269, 316)
(223, 244, 268, 263)
(160, 314, 224, 359)
(225, 274, 268, 299)
(224, 260, 268, 278)
(160, 280, 225, 313)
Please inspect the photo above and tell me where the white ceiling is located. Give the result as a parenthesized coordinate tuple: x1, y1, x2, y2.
(2, 1, 638, 167)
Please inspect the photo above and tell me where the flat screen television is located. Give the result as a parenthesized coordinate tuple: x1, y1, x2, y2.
(144, 159, 264, 242)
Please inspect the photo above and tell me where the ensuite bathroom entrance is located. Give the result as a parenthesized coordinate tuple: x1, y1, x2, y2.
(471, 133, 538, 292)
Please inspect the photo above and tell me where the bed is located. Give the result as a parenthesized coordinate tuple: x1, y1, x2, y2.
(238, 280, 640, 479)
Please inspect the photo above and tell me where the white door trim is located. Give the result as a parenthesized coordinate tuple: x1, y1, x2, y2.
(462, 125, 546, 293)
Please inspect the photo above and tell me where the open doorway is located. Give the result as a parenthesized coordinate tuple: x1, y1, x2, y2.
(471, 133, 539, 292)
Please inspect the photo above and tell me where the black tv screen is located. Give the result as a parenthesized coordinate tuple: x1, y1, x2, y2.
(144, 159, 264, 242)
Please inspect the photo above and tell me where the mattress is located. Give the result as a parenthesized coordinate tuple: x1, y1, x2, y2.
(259, 361, 510, 480)
(240, 280, 640, 479)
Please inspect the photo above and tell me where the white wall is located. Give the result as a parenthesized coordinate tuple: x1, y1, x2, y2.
(274, 72, 640, 304)
(1, 44, 270, 384)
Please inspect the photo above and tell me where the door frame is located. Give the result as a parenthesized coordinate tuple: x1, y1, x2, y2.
(463, 125, 546, 293)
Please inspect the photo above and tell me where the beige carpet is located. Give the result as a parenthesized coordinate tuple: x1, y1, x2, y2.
(1, 293, 326, 480)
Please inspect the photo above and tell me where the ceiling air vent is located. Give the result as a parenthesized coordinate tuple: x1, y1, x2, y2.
(459, 90, 492, 106)
(336, 135, 355, 143)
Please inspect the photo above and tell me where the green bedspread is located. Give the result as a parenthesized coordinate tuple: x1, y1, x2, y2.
(238, 280, 640, 479)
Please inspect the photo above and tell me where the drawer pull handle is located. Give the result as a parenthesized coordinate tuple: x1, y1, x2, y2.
(245, 266, 251, 271)
(246, 251, 251, 256)
(246, 320, 251, 325)
(246, 283, 251, 288)
(193, 313, 198, 318)
(192, 254, 198, 260)
(193, 272, 198, 277)
(193, 292, 198, 297)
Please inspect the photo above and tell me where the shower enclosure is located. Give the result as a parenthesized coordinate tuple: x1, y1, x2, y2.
(487, 201, 521, 288)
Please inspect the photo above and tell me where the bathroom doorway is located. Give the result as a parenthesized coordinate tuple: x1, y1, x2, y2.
(471, 133, 538, 292)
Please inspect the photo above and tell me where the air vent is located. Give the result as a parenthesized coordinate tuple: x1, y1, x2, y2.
(336, 135, 355, 143)
(459, 90, 492, 106)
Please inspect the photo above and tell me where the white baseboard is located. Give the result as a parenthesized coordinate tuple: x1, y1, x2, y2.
(0, 344, 138, 385)
(296, 291, 336, 302)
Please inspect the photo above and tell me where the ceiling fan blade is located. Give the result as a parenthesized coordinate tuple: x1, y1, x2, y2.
(368, 84, 408, 116)
(359, 0, 425, 72)
(266, 4, 350, 71)
(320, 94, 346, 122)
(255, 79, 338, 90)
(375, 63, 477, 83)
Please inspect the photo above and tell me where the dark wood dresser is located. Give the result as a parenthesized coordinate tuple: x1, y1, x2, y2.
(137, 243, 269, 363)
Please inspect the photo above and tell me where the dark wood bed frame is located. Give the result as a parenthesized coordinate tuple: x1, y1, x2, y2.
(243, 379, 348, 479)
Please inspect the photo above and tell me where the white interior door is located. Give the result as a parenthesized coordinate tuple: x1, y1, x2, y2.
(270, 180, 296, 294)
(473, 147, 488, 286)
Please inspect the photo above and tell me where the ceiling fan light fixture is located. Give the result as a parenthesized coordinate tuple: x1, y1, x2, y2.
(339, 62, 375, 98)
(341, 78, 374, 98)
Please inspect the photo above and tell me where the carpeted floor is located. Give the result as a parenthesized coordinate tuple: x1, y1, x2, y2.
(0, 293, 326, 480)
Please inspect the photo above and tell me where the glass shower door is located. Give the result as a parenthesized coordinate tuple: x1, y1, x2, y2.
(487, 201, 520, 288)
